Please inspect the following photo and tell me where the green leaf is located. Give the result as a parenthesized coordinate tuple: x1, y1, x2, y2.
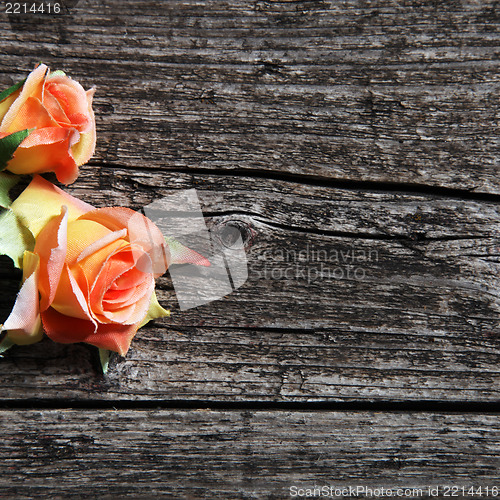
(0, 336, 15, 355)
(0, 172, 19, 208)
(0, 79, 25, 103)
(0, 129, 32, 172)
(99, 348, 111, 374)
(0, 208, 35, 268)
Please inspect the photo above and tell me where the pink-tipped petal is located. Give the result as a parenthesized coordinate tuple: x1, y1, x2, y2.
(34, 206, 68, 311)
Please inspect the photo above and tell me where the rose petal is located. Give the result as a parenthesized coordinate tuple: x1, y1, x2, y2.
(102, 277, 153, 322)
(77, 228, 127, 263)
(20, 126, 77, 148)
(105, 292, 154, 325)
(2, 251, 43, 345)
(0, 89, 21, 122)
(66, 220, 128, 286)
(71, 88, 96, 166)
(41, 306, 140, 356)
(90, 247, 140, 293)
(3, 96, 59, 134)
(11, 175, 93, 238)
(45, 76, 93, 133)
(100, 302, 136, 324)
(110, 262, 150, 290)
(42, 89, 71, 127)
(103, 285, 138, 304)
(34, 206, 68, 311)
(7, 128, 81, 184)
(65, 219, 116, 262)
(81, 207, 169, 277)
(89, 246, 154, 325)
(102, 286, 153, 325)
(51, 265, 97, 328)
(0, 64, 47, 132)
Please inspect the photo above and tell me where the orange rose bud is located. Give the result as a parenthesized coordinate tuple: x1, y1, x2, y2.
(0, 64, 96, 184)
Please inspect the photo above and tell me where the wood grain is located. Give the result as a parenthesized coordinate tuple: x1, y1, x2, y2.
(0, 0, 499, 192)
(1, 168, 498, 403)
(0, 2, 499, 495)
(0, 409, 498, 499)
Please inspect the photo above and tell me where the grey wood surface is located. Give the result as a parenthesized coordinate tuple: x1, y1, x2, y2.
(2, 0, 500, 193)
(0, 0, 499, 497)
(1, 168, 500, 403)
(0, 409, 499, 499)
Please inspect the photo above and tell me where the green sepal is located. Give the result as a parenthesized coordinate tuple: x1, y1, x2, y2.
(48, 70, 66, 78)
(99, 348, 111, 374)
(0, 172, 19, 208)
(0, 208, 35, 268)
(0, 336, 15, 355)
(139, 290, 170, 328)
(0, 129, 32, 171)
(0, 79, 25, 103)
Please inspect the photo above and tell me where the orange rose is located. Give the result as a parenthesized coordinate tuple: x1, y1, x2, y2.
(0, 64, 95, 184)
(2, 176, 170, 355)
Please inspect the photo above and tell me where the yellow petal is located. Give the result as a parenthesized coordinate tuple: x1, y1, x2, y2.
(0, 89, 21, 123)
(65, 219, 127, 285)
(10, 175, 93, 238)
(51, 265, 97, 326)
(71, 88, 96, 165)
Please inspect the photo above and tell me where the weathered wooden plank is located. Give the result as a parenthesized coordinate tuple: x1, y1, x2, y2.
(0, 0, 499, 192)
(0, 409, 498, 499)
(1, 168, 498, 402)
(0, 1, 498, 493)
